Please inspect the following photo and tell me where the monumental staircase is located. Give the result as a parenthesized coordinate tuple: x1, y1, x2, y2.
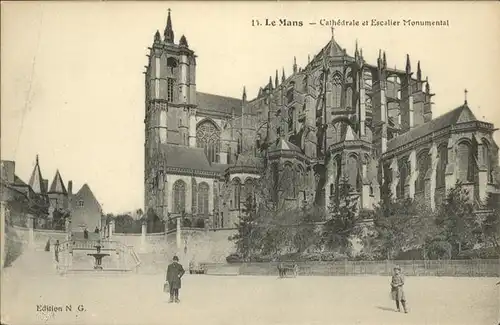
(56, 233, 141, 275)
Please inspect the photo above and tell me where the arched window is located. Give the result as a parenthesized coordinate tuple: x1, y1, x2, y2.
(346, 87, 353, 109)
(297, 165, 305, 190)
(198, 182, 209, 216)
(227, 146, 232, 165)
(416, 150, 430, 192)
(172, 180, 186, 213)
(346, 154, 358, 190)
(436, 145, 448, 188)
(482, 140, 494, 183)
(197, 120, 221, 164)
(283, 164, 295, 198)
(397, 158, 409, 198)
(330, 183, 334, 197)
(288, 107, 295, 133)
(232, 178, 241, 210)
(457, 141, 474, 182)
(244, 179, 254, 203)
(332, 73, 342, 109)
(191, 179, 197, 214)
(213, 181, 219, 212)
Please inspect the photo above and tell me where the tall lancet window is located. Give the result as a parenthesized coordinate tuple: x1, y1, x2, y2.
(197, 120, 221, 164)
(332, 73, 342, 109)
(172, 180, 186, 214)
(482, 140, 494, 183)
(191, 178, 197, 214)
(198, 182, 209, 216)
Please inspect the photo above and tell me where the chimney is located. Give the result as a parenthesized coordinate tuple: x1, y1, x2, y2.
(1, 161, 15, 183)
(68, 181, 73, 196)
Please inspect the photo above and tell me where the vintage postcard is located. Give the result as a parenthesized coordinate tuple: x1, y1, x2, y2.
(1, 1, 499, 325)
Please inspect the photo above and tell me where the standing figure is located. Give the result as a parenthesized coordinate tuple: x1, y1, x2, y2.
(83, 228, 89, 239)
(54, 240, 60, 263)
(166, 256, 185, 303)
(391, 266, 408, 313)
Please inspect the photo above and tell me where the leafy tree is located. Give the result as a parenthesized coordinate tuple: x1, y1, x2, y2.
(114, 214, 141, 233)
(483, 193, 500, 254)
(321, 179, 360, 255)
(434, 185, 479, 257)
(369, 190, 436, 260)
(229, 195, 262, 260)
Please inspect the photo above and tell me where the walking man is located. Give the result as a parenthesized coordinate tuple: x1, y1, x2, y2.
(391, 266, 408, 313)
(166, 256, 185, 303)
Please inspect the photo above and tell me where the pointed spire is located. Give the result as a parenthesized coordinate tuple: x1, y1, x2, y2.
(464, 88, 468, 105)
(29, 154, 44, 194)
(275, 70, 279, 88)
(405, 54, 411, 74)
(154, 30, 161, 44)
(355, 39, 359, 57)
(281, 67, 286, 83)
(425, 77, 430, 94)
(49, 169, 67, 194)
(360, 48, 363, 59)
(164, 8, 174, 43)
(308, 54, 311, 64)
(377, 50, 382, 68)
(417, 61, 422, 81)
(268, 76, 273, 90)
(242, 86, 247, 101)
(293, 56, 297, 73)
(383, 51, 387, 69)
(179, 35, 189, 47)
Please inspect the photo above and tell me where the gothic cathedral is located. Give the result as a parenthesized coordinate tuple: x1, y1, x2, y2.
(144, 11, 499, 230)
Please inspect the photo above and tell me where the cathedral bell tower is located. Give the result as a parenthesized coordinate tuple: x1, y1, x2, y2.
(144, 9, 197, 214)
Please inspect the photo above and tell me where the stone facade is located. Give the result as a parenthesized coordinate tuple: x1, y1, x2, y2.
(144, 11, 500, 229)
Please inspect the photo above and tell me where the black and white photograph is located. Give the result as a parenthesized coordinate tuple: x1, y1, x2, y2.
(1, 2, 499, 325)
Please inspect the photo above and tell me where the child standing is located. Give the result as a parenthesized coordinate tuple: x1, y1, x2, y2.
(391, 266, 408, 313)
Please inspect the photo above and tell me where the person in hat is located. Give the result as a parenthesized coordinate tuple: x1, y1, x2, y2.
(166, 256, 185, 303)
(390, 266, 408, 313)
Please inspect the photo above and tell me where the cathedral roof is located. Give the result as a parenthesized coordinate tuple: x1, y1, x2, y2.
(234, 152, 263, 168)
(49, 170, 67, 194)
(387, 103, 478, 152)
(28, 155, 45, 194)
(161, 144, 218, 172)
(269, 138, 303, 153)
(196, 92, 242, 115)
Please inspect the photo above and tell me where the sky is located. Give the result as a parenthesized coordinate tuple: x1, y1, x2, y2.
(2, 1, 499, 214)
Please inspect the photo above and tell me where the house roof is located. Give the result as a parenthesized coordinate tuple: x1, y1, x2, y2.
(196, 92, 242, 115)
(387, 103, 477, 152)
(49, 170, 67, 194)
(74, 183, 102, 210)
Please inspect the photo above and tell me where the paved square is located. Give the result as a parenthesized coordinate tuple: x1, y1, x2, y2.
(2, 252, 499, 325)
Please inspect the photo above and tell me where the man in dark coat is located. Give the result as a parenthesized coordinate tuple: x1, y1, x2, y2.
(166, 256, 185, 303)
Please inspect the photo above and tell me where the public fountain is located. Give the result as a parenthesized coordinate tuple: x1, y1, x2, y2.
(87, 241, 110, 270)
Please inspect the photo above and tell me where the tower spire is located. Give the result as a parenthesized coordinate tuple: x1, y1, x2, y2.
(242, 86, 247, 101)
(164, 8, 174, 43)
(293, 56, 297, 74)
(417, 61, 422, 81)
(281, 67, 286, 82)
(425, 77, 430, 94)
(275, 69, 279, 88)
(405, 54, 411, 74)
(383, 51, 387, 69)
(464, 88, 468, 105)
